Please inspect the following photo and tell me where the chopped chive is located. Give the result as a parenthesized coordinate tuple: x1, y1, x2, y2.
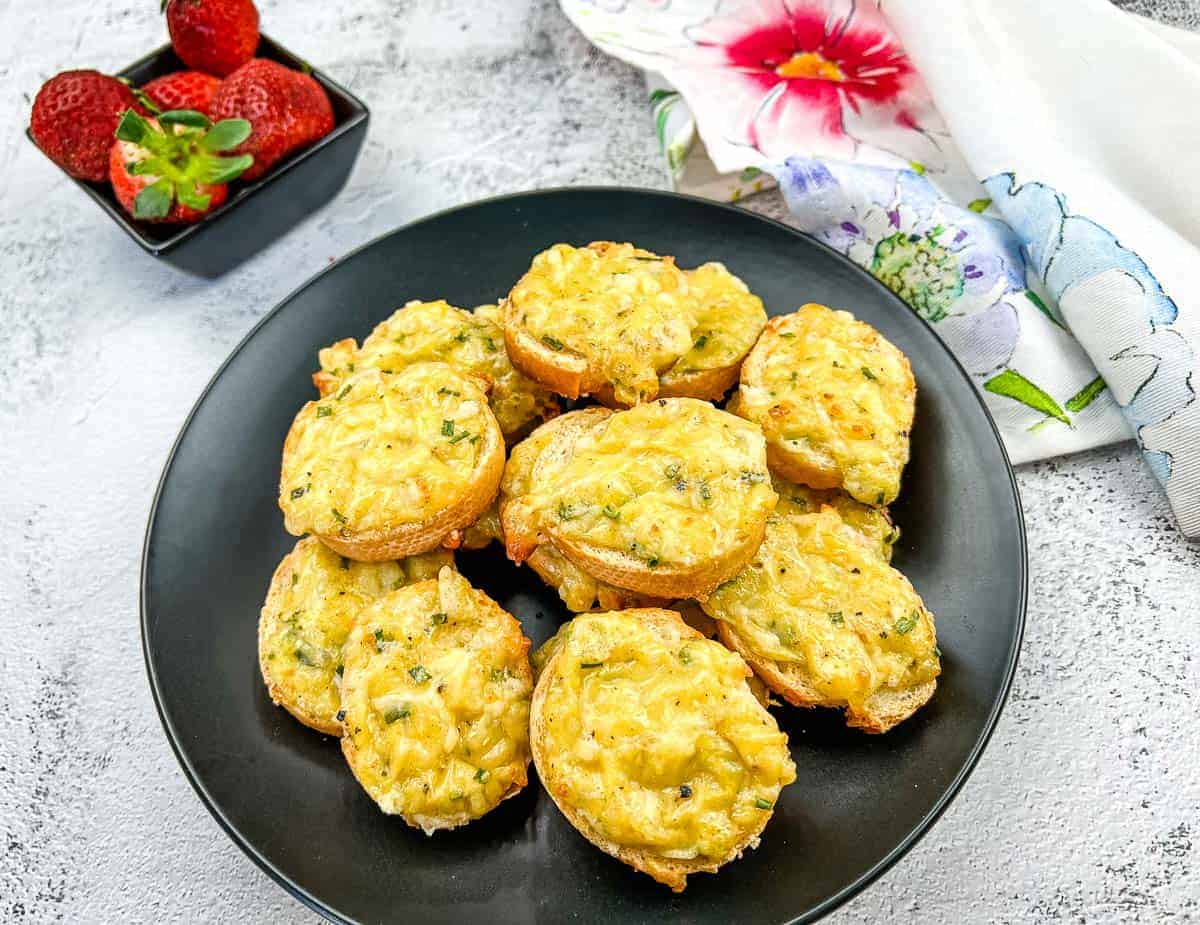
(489, 667, 510, 682)
(384, 705, 410, 723)
(475, 768, 490, 783)
(316, 405, 333, 418)
(557, 502, 577, 520)
(895, 611, 919, 635)
(331, 508, 348, 524)
(664, 463, 681, 479)
(693, 334, 709, 349)
(602, 504, 620, 520)
(541, 335, 564, 350)
(740, 470, 767, 484)
(335, 664, 344, 677)
(373, 628, 385, 651)
(453, 330, 469, 343)
(580, 661, 604, 669)
(755, 798, 773, 810)
(861, 367, 878, 381)
(677, 648, 692, 664)
(646, 555, 660, 568)
(679, 784, 693, 798)
(442, 420, 455, 436)
(437, 387, 461, 396)
(409, 665, 432, 683)
(829, 611, 845, 625)
(449, 430, 471, 444)
(430, 612, 448, 626)
(335, 383, 353, 401)
(294, 647, 316, 667)
(290, 486, 306, 500)
(778, 332, 795, 339)
(699, 481, 712, 501)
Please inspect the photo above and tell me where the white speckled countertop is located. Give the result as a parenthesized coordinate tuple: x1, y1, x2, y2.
(2, 0, 1197, 921)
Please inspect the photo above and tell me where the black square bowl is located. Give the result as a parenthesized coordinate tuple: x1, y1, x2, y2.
(27, 35, 369, 277)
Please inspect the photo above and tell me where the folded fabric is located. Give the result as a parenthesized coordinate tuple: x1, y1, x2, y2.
(560, 0, 1200, 536)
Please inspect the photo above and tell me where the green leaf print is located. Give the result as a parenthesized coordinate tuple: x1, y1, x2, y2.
(983, 368, 1070, 424)
(870, 231, 964, 323)
(1065, 376, 1107, 413)
(1024, 289, 1065, 329)
(967, 198, 992, 213)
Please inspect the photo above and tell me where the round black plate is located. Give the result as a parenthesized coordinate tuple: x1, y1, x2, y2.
(142, 188, 1026, 924)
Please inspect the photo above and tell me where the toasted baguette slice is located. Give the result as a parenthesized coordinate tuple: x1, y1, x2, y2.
(498, 407, 665, 609)
(502, 243, 765, 406)
(733, 304, 915, 505)
(258, 538, 453, 734)
(279, 364, 505, 560)
(313, 300, 558, 442)
(502, 399, 776, 600)
(530, 609, 795, 891)
(702, 508, 940, 733)
(340, 567, 533, 832)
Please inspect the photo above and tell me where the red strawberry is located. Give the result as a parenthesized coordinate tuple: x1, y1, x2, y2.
(209, 59, 334, 181)
(30, 70, 142, 182)
(140, 71, 222, 116)
(165, 0, 259, 78)
(109, 109, 253, 223)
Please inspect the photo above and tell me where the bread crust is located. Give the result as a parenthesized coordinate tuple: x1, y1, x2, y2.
(530, 608, 785, 891)
(549, 518, 765, 601)
(716, 621, 936, 733)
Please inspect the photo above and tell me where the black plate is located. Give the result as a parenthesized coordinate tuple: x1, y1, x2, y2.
(142, 188, 1026, 924)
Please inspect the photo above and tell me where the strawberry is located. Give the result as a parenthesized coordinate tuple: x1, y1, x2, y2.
(209, 59, 334, 181)
(140, 71, 222, 116)
(109, 109, 253, 223)
(164, 0, 259, 78)
(30, 70, 142, 182)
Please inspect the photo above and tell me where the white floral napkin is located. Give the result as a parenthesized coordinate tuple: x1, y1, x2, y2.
(561, 0, 1200, 537)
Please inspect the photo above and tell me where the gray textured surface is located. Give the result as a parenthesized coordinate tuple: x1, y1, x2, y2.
(2, 0, 1198, 922)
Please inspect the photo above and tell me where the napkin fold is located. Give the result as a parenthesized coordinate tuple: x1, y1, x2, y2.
(561, 0, 1200, 536)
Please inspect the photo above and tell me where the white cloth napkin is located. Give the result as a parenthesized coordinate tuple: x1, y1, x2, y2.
(560, 0, 1200, 536)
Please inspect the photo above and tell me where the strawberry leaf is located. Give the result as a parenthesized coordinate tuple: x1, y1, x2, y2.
(115, 110, 153, 144)
(201, 119, 252, 152)
(175, 179, 212, 212)
(200, 154, 254, 184)
(134, 179, 174, 220)
(158, 109, 211, 129)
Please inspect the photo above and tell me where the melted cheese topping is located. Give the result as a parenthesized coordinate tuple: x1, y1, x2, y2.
(258, 538, 452, 731)
(316, 300, 557, 439)
(737, 304, 914, 505)
(771, 474, 897, 562)
(703, 509, 939, 712)
(536, 611, 795, 859)
(340, 567, 533, 829)
(516, 399, 776, 569)
(663, 262, 766, 383)
(505, 244, 765, 406)
(280, 364, 498, 537)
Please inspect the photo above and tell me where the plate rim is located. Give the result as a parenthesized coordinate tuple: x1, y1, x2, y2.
(140, 185, 1028, 925)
